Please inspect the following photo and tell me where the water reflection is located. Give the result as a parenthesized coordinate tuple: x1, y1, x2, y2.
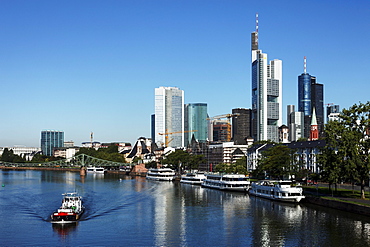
(52, 222, 78, 238)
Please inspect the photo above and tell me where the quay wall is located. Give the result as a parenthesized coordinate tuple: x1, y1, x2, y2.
(304, 195, 370, 217)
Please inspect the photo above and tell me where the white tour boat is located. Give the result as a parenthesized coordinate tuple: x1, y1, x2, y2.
(248, 180, 305, 202)
(201, 174, 250, 192)
(180, 172, 206, 185)
(51, 192, 84, 223)
(86, 166, 106, 174)
(146, 168, 176, 181)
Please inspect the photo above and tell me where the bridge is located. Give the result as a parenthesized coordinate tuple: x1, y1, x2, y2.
(0, 154, 131, 169)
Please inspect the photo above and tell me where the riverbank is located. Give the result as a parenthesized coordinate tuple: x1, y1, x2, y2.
(303, 188, 370, 217)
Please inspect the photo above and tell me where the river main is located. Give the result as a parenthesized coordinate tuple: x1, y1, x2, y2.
(1, 170, 370, 246)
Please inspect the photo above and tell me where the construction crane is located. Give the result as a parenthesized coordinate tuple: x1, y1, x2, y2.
(158, 130, 197, 147)
(208, 113, 240, 142)
(208, 113, 240, 122)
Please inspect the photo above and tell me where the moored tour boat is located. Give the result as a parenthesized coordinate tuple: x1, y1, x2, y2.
(146, 168, 176, 181)
(51, 192, 84, 223)
(248, 180, 305, 202)
(180, 172, 206, 185)
(86, 166, 105, 174)
(201, 174, 250, 192)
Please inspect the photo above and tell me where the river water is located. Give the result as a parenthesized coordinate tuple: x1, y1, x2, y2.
(1, 169, 370, 246)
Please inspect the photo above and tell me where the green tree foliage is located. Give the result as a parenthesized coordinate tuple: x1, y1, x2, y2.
(320, 102, 370, 199)
(76, 146, 126, 163)
(161, 149, 190, 171)
(255, 144, 295, 180)
(0, 148, 26, 163)
(213, 157, 248, 175)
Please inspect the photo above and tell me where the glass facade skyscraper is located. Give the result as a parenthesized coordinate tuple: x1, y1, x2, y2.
(154, 86, 184, 148)
(184, 103, 208, 146)
(251, 25, 282, 142)
(298, 60, 324, 138)
(41, 130, 64, 156)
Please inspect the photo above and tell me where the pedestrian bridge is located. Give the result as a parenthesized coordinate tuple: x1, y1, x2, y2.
(0, 154, 131, 169)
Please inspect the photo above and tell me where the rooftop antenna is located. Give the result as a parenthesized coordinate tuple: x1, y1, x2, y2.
(304, 56, 307, 74)
(255, 13, 259, 46)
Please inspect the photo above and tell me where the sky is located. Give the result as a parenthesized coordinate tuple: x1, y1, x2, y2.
(0, 0, 369, 147)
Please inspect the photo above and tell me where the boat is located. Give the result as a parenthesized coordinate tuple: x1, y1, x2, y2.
(201, 174, 250, 192)
(86, 166, 105, 174)
(248, 180, 305, 202)
(51, 192, 84, 223)
(146, 168, 176, 181)
(180, 172, 206, 185)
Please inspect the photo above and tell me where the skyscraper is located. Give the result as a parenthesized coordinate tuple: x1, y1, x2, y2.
(298, 57, 324, 138)
(154, 86, 184, 148)
(41, 130, 64, 156)
(251, 14, 282, 142)
(184, 103, 208, 146)
(287, 105, 303, 142)
(232, 108, 252, 144)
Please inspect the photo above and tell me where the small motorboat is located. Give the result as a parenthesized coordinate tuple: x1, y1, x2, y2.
(51, 192, 84, 223)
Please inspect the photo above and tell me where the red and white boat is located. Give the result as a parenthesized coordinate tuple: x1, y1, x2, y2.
(51, 192, 84, 223)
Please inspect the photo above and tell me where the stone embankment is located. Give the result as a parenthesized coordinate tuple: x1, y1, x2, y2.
(303, 193, 370, 217)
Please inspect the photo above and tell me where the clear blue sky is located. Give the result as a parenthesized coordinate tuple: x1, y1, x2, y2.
(1, 0, 369, 147)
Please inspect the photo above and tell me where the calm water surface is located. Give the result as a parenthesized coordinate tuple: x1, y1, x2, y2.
(1, 170, 370, 246)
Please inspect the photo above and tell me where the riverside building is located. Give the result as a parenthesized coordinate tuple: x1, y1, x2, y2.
(40, 130, 64, 156)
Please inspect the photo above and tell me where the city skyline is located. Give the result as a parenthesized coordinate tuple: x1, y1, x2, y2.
(1, 1, 369, 147)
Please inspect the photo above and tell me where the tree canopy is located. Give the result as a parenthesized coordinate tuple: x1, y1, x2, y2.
(253, 144, 295, 180)
(213, 156, 248, 175)
(319, 102, 370, 199)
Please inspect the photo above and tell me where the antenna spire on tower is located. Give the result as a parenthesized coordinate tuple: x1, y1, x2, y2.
(255, 13, 259, 45)
(304, 56, 307, 74)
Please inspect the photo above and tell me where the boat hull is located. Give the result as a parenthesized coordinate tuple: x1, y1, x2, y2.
(51, 210, 84, 224)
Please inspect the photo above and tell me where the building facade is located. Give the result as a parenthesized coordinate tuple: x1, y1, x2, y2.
(184, 103, 208, 146)
(251, 18, 282, 142)
(232, 108, 252, 145)
(287, 105, 304, 142)
(327, 104, 340, 122)
(154, 86, 184, 148)
(41, 130, 64, 156)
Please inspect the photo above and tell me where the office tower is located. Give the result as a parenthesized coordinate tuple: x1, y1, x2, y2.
(213, 120, 231, 142)
(232, 108, 252, 144)
(184, 103, 208, 146)
(298, 57, 324, 138)
(154, 86, 184, 148)
(327, 104, 340, 122)
(41, 130, 64, 156)
(251, 14, 282, 142)
(287, 105, 304, 142)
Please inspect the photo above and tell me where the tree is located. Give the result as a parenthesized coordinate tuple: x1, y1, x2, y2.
(161, 150, 190, 171)
(320, 102, 370, 199)
(256, 144, 295, 180)
(213, 157, 248, 175)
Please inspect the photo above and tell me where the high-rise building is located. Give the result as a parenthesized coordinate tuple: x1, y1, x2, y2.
(251, 14, 282, 142)
(41, 130, 64, 156)
(212, 121, 231, 142)
(184, 103, 208, 146)
(232, 108, 252, 144)
(287, 105, 304, 142)
(298, 57, 324, 138)
(327, 104, 340, 122)
(154, 86, 184, 148)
